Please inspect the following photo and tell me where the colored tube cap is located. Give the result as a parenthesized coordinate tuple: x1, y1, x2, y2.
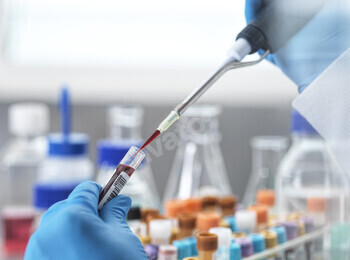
(196, 232, 218, 252)
(230, 242, 242, 260)
(184, 198, 202, 213)
(281, 221, 298, 240)
(219, 196, 237, 213)
(260, 230, 278, 248)
(209, 227, 232, 247)
(145, 244, 158, 260)
(248, 234, 265, 253)
(248, 205, 268, 224)
(178, 213, 197, 230)
(300, 217, 314, 233)
(307, 198, 326, 213)
(225, 216, 238, 232)
(196, 212, 220, 232)
(158, 245, 177, 259)
(183, 237, 198, 256)
(235, 237, 254, 257)
(235, 210, 256, 233)
(173, 240, 192, 259)
(202, 196, 218, 210)
(141, 208, 159, 221)
(270, 226, 287, 244)
(232, 232, 246, 238)
(127, 207, 141, 221)
(165, 199, 185, 218)
(256, 190, 275, 207)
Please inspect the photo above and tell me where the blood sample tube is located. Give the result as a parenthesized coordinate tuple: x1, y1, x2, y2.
(196, 232, 218, 260)
(158, 245, 178, 260)
(219, 195, 237, 217)
(178, 213, 197, 239)
(98, 146, 145, 210)
(196, 212, 220, 232)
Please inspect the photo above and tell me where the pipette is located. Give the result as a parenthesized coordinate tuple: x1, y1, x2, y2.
(138, 0, 326, 152)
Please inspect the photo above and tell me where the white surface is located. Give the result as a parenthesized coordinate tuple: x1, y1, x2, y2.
(8, 103, 49, 137)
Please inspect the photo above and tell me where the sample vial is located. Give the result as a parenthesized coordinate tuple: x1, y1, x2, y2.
(196, 232, 218, 260)
(209, 227, 232, 260)
(248, 233, 265, 253)
(256, 190, 275, 208)
(196, 212, 220, 232)
(230, 242, 242, 260)
(149, 219, 172, 245)
(219, 196, 237, 217)
(173, 239, 192, 259)
(178, 213, 197, 239)
(248, 205, 268, 231)
(201, 196, 219, 212)
(165, 199, 185, 218)
(235, 237, 254, 257)
(235, 210, 257, 233)
(158, 245, 178, 260)
(98, 146, 145, 209)
(184, 198, 203, 214)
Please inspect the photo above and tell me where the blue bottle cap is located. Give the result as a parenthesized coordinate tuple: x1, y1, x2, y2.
(173, 239, 192, 259)
(271, 225, 287, 244)
(48, 133, 89, 156)
(98, 140, 143, 167)
(291, 109, 318, 135)
(225, 216, 238, 232)
(34, 182, 78, 209)
(248, 233, 266, 253)
(230, 242, 242, 260)
(183, 237, 197, 256)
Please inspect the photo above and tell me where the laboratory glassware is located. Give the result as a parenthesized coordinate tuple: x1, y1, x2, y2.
(275, 110, 350, 225)
(243, 136, 288, 207)
(97, 105, 160, 208)
(0, 103, 49, 257)
(163, 105, 232, 202)
(34, 88, 93, 212)
(98, 146, 145, 209)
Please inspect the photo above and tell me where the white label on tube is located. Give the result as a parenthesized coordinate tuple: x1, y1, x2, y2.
(98, 172, 130, 210)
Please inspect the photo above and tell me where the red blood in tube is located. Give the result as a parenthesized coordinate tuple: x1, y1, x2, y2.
(136, 130, 161, 155)
(98, 164, 135, 203)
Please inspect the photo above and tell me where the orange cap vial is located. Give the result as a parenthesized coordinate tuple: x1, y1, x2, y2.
(219, 195, 237, 216)
(196, 212, 221, 232)
(184, 198, 202, 213)
(307, 198, 326, 213)
(248, 205, 268, 225)
(256, 190, 275, 207)
(196, 232, 218, 252)
(165, 199, 185, 218)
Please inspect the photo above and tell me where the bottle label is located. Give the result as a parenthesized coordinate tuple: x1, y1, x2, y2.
(98, 172, 129, 210)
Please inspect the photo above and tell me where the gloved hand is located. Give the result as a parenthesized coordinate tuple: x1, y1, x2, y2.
(245, 0, 350, 92)
(25, 181, 147, 260)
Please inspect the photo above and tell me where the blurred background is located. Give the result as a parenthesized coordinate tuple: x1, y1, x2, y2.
(0, 0, 296, 199)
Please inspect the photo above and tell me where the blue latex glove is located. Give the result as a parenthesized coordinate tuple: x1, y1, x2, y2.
(245, 0, 350, 92)
(25, 181, 147, 260)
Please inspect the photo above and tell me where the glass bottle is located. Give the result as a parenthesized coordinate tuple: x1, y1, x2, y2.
(276, 110, 350, 224)
(163, 105, 232, 201)
(0, 103, 49, 257)
(243, 136, 288, 207)
(96, 105, 160, 208)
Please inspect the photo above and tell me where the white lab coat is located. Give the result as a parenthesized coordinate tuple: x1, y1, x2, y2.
(293, 47, 350, 176)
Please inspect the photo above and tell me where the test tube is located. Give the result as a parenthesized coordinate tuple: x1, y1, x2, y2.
(196, 212, 221, 232)
(230, 242, 242, 260)
(219, 196, 237, 217)
(260, 230, 278, 259)
(209, 227, 232, 260)
(248, 233, 265, 253)
(256, 190, 275, 208)
(196, 232, 218, 260)
(165, 199, 185, 218)
(235, 237, 254, 257)
(149, 219, 172, 245)
(173, 239, 192, 259)
(98, 146, 145, 210)
(158, 245, 178, 260)
(178, 213, 197, 239)
(235, 210, 257, 233)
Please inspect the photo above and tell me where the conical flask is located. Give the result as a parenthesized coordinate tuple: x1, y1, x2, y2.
(242, 136, 288, 207)
(163, 105, 232, 201)
(97, 105, 160, 208)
